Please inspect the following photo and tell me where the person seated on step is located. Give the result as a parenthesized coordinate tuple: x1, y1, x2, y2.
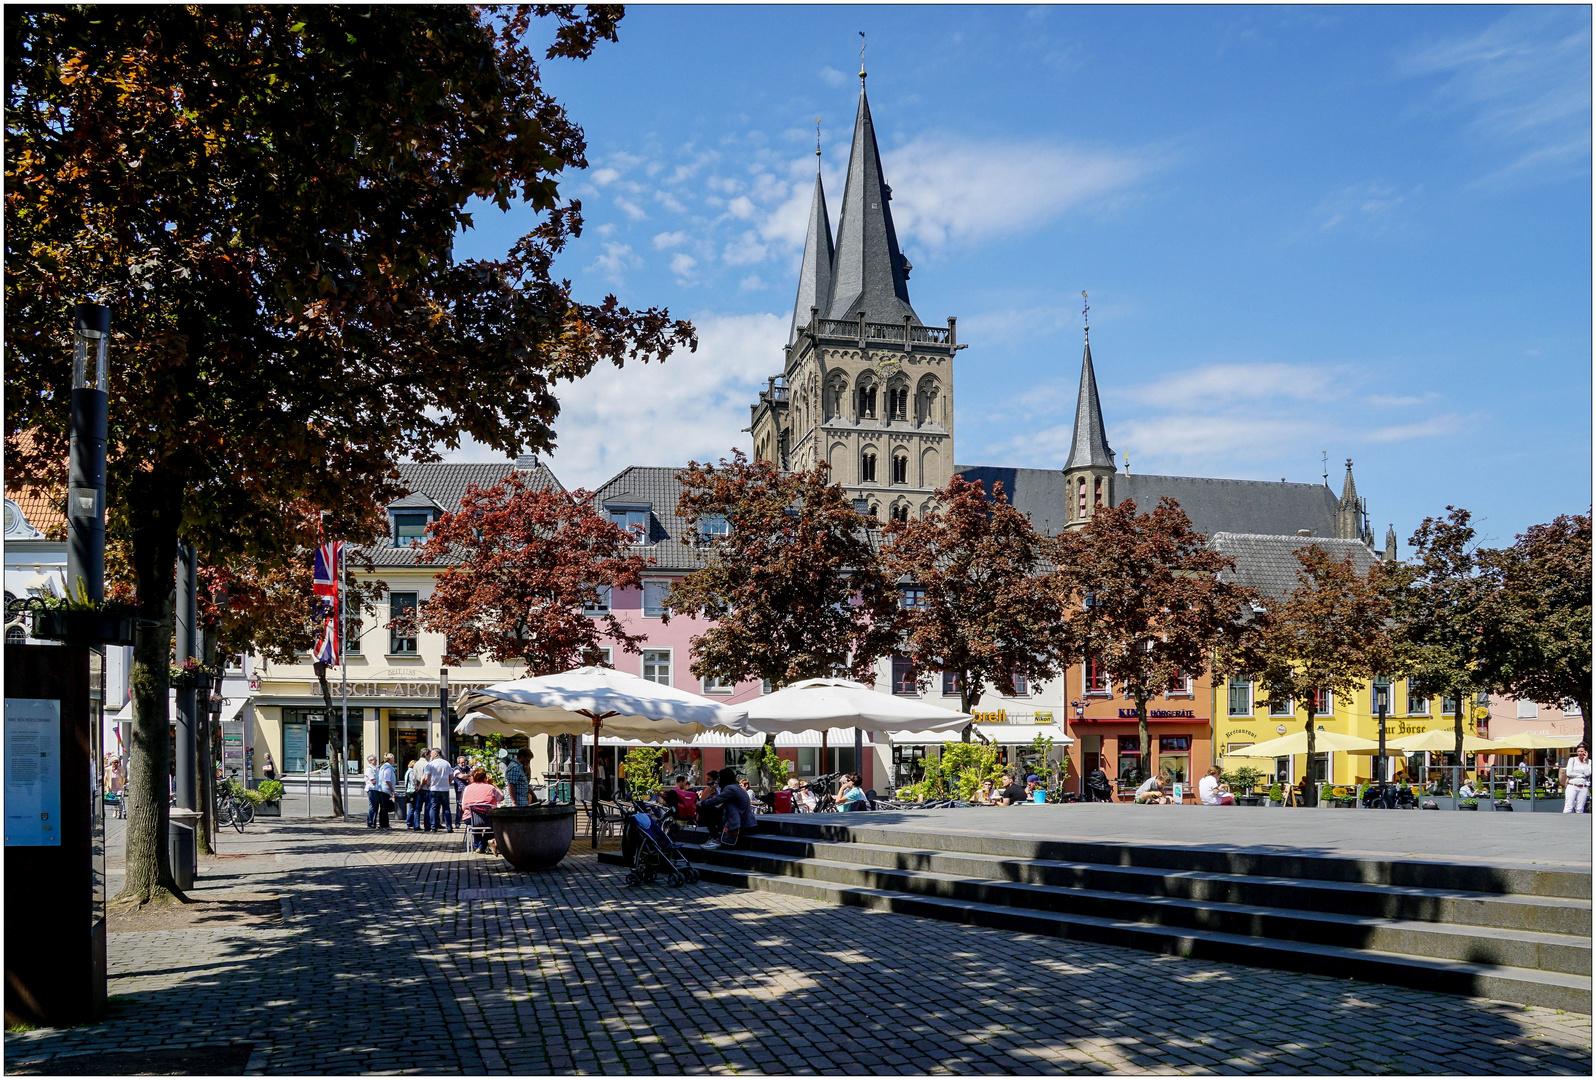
(837, 773, 868, 812)
(1198, 766, 1235, 806)
(970, 778, 997, 806)
(1024, 775, 1047, 803)
(1134, 775, 1172, 805)
(995, 772, 1028, 806)
(1085, 766, 1114, 802)
(794, 781, 819, 813)
(662, 775, 699, 824)
(701, 769, 756, 847)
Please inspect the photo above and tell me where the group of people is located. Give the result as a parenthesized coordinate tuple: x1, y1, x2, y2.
(362, 746, 540, 843)
(651, 769, 759, 848)
(971, 772, 1041, 806)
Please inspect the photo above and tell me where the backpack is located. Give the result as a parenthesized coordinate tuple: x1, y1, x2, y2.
(674, 789, 698, 819)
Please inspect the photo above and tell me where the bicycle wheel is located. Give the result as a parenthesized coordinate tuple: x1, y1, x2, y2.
(235, 800, 255, 826)
(216, 800, 235, 828)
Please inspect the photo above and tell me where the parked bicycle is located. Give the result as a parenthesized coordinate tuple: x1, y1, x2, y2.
(215, 778, 254, 831)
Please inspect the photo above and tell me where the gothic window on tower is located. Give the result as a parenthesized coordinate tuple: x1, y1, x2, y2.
(890, 505, 910, 524)
(861, 452, 877, 483)
(827, 375, 848, 419)
(858, 383, 877, 420)
(1094, 476, 1103, 507)
(892, 454, 908, 485)
(916, 376, 940, 424)
(888, 385, 908, 421)
(1077, 477, 1087, 518)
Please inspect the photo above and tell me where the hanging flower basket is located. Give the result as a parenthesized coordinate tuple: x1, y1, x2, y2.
(27, 606, 137, 647)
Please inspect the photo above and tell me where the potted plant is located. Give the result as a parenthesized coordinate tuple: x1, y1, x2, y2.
(1458, 798, 1479, 811)
(254, 779, 284, 816)
(12, 588, 137, 647)
(1267, 783, 1284, 806)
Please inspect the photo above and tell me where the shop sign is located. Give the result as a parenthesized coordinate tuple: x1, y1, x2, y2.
(972, 710, 1055, 725)
(1118, 708, 1194, 719)
(335, 680, 493, 700)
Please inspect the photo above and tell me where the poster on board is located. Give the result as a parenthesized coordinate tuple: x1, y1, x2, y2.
(5, 697, 62, 846)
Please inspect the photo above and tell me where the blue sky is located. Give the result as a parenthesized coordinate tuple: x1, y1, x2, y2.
(452, 5, 1592, 550)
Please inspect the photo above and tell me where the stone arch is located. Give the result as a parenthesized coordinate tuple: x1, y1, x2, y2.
(828, 442, 848, 480)
(919, 446, 941, 489)
(825, 372, 850, 420)
(854, 371, 879, 420)
(885, 374, 910, 422)
(915, 374, 941, 426)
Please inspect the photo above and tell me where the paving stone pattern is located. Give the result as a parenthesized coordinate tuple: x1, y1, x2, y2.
(7, 818, 1592, 1075)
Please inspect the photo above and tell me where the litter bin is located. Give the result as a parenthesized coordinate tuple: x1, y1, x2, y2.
(168, 808, 200, 891)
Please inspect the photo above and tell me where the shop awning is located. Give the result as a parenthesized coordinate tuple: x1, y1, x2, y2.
(896, 723, 1072, 746)
(112, 693, 249, 724)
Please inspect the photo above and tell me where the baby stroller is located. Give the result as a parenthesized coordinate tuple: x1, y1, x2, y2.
(617, 782, 700, 888)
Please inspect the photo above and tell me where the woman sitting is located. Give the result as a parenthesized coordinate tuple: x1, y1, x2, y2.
(460, 768, 503, 853)
(837, 773, 868, 812)
(1198, 766, 1235, 806)
(970, 778, 997, 806)
(794, 782, 819, 813)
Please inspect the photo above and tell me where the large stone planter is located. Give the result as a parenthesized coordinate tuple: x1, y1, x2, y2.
(487, 805, 576, 871)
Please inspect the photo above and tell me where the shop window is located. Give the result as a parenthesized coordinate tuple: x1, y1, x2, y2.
(642, 649, 671, 686)
(1084, 655, 1109, 695)
(1157, 735, 1190, 785)
(941, 671, 961, 697)
(891, 656, 917, 695)
(1227, 679, 1252, 717)
(1117, 748, 1144, 786)
(282, 706, 364, 776)
(388, 593, 418, 654)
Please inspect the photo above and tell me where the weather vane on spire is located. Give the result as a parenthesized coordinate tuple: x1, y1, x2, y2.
(815, 117, 823, 160)
(859, 31, 867, 81)
(1082, 290, 1090, 341)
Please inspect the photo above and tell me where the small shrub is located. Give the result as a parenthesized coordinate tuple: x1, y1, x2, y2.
(1268, 783, 1283, 803)
(256, 779, 284, 802)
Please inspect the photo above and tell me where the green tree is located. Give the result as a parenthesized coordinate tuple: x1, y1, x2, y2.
(939, 742, 1002, 801)
(5, 6, 692, 907)
(883, 476, 1069, 738)
(621, 746, 667, 800)
(1480, 512, 1592, 747)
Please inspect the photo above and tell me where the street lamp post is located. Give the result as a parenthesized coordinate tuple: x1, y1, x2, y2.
(67, 303, 110, 602)
(1376, 684, 1389, 806)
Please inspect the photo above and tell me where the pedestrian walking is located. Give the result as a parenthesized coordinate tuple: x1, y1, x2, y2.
(1563, 744, 1590, 814)
(406, 753, 430, 830)
(504, 748, 533, 806)
(364, 755, 383, 828)
(425, 749, 455, 832)
(262, 752, 276, 782)
(452, 754, 472, 827)
(376, 754, 396, 829)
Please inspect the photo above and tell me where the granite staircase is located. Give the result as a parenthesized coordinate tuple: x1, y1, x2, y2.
(601, 816, 1592, 1011)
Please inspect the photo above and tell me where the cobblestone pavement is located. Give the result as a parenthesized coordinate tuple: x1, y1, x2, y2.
(7, 817, 1591, 1075)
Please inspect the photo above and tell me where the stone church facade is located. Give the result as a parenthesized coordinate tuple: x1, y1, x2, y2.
(749, 73, 962, 523)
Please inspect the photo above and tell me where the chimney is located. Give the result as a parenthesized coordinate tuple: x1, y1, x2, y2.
(1297, 529, 1311, 537)
(515, 453, 539, 471)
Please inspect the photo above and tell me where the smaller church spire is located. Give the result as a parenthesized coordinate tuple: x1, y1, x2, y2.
(1385, 523, 1399, 563)
(1340, 458, 1358, 505)
(1064, 326, 1115, 472)
(788, 154, 835, 346)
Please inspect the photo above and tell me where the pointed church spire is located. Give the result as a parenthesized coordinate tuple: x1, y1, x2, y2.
(1385, 523, 1399, 563)
(1064, 335, 1115, 471)
(1340, 458, 1359, 506)
(825, 79, 918, 324)
(789, 134, 835, 345)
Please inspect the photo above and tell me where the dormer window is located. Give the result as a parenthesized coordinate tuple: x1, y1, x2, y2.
(697, 515, 730, 539)
(392, 512, 431, 547)
(608, 508, 650, 543)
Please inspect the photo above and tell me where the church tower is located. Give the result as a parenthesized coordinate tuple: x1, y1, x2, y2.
(1337, 459, 1374, 544)
(1061, 329, 1117, 529)
(750, 68, 962, 521)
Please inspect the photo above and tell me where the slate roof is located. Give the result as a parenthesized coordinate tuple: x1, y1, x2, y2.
(789, 168, 835, 345)
(1063, 340, 1115, 471)
(826, 83, 919, 325)
(591, 465, 703, 571)
(954, 465, 1344, 540)
(364, 460, 564, 568)
(1208, 532, 1380, 603)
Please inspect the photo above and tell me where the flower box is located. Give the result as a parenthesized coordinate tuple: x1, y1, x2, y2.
(30, 608, 137, 647)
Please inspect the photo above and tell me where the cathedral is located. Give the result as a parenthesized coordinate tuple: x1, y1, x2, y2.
(753, 71, 1390, 556)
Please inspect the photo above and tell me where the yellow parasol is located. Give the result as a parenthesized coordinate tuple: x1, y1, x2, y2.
(1386, 729, 1497, 753)
(1233, 729, 1383, 758)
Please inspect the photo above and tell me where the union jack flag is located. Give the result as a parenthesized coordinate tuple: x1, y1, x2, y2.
(311, 541, 343, 666)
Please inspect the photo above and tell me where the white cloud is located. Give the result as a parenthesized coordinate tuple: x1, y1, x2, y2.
(722, 231, 768, 266)
(739, 274, 766, 292)
(653, 230, 690, 250)
(669, 253, 698, 281)
(1365, 414, 1470, 443)
(542, 312, 788, 489)
(820, 66, 848, 87)
(587, 242, 640, 284)
(654, 190, 688, 214)
(882, 136, 1152, 248)
(613, 196, 648, 222)
(1121, 363, 1343, 407)
(1366, 392, 1440, 408)
(1316, 183, 1408, 231)
(726, 195, 758, 220)
(590, 167, 621, 187)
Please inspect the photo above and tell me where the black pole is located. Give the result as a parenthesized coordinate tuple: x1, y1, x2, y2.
(1377, 694, 1387, 805)
(174, 541, 197, 811)
(67, 303, 110, 603)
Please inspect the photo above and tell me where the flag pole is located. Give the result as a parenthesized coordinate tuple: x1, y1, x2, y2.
(339, 539, 348, 823)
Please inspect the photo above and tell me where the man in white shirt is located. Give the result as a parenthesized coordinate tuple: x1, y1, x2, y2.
(406, 753, 431, 830)
(376, 754, 397, 829)
(425, 748, 455, 832)
(1563, 744, 1590, 814)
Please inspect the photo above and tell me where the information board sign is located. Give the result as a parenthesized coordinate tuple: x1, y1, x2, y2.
(5, 697, 62, 846)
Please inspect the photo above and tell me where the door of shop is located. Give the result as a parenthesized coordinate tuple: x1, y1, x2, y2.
(389, 715, 428, 775)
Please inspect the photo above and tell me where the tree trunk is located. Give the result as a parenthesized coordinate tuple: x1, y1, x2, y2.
(314, 662, 345, 818)
(1136, 695, 1150, 782)
(1303, 701, 1317, 808)
(115, 472, 186, 908)
(1582, 702, 1591, 754)
(960, 676, 978, 743)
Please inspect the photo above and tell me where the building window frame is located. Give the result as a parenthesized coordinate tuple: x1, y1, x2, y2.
(642, 648, 672, 686)
(1084, 655, 1109, 695)
(892, 454, 909, 485)
(388, 592, 418, 655)
(861, 452, 878, 483)
(1227, 678, 1253, 717)
(583, 585, 612, 616)
(942, 671, 961, 697)
(891, 656, 917, 696)
(701, 674, 734, 696)
(642, 579, 669, 619)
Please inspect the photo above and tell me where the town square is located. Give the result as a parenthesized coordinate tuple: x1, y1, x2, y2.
(3, 5, 1592, 1076)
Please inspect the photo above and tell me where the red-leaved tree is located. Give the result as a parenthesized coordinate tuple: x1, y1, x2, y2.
(883, 476, 1069, 733)
(405, 472, 648, 674)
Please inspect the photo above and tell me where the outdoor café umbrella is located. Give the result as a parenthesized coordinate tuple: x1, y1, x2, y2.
(738, 678, 972, 793)
(1236, 729, 1383, 759)
(453, 666, 750, 847)
(1386, 729, 1497, 754)
(1488, 733, 1580, 752)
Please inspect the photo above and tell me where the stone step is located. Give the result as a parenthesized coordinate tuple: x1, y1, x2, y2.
(687, 858, 1592, 1014)
(705, 831, 1593, 936)
(747, 817, 1592, 899)
(683, 843, 1590, 977)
